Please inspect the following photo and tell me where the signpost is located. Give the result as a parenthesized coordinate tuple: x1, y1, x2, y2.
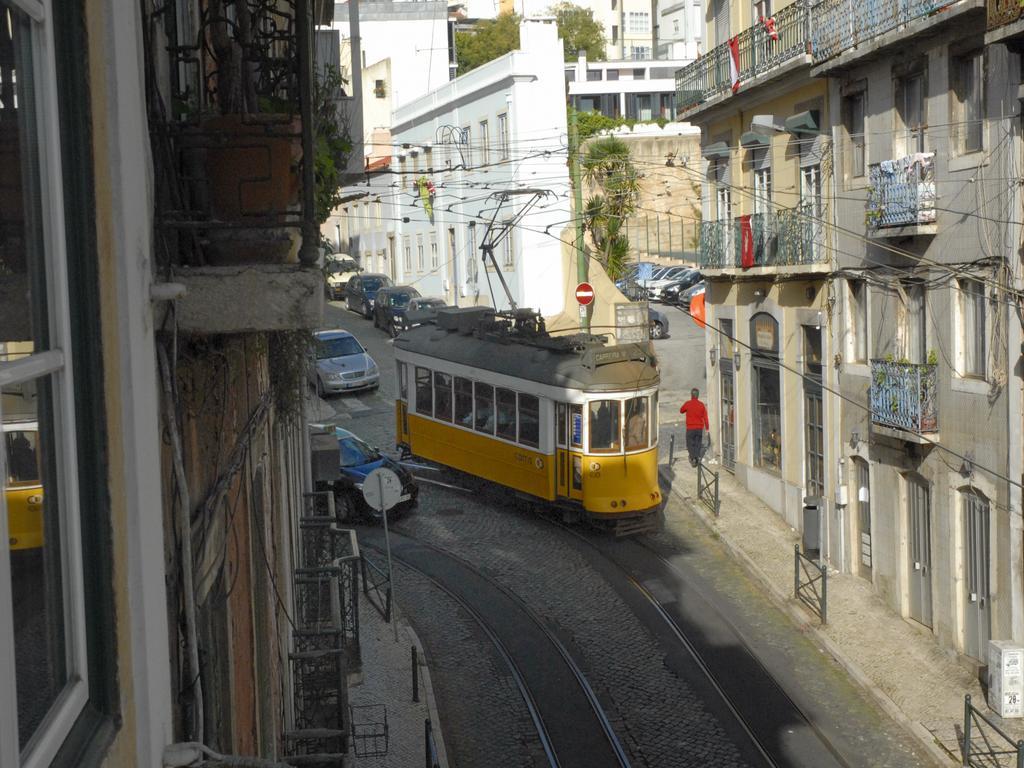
(575, 282, 595, 306)
(363, 466, 404, 641)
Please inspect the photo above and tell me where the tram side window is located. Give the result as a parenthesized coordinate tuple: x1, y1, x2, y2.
(624, 396, 648, 451)
(496, 388, 517, 441)
(589, 400, 621, 453)
(434, 372, 454, 422)
(518, 394, 539, 448)
(455, 377, 473, 427)
(474, 383, 495, 434)
(569, 404, 583, 449)
(415, 367, 432, 415)
(397, 362, 408, 401)
(556, 402, 567, 447)
(650, 391, 659, 447)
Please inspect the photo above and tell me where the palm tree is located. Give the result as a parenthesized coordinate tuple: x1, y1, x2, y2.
(581, 136, 639, 280)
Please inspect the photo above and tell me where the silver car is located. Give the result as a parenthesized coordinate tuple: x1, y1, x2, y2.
(312, 330, 380, 396)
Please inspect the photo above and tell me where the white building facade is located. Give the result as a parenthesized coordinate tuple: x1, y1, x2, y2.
(566, 52, 694, 119)
(388, 17, 572, 311)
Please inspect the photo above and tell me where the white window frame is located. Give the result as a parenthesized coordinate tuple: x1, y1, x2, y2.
(479, 119, 490, 166)
(951, 50, 984, 155)
(416, 234, 425, 271)
(403, 235, 412, 271)
(0, 1, 90, 763)
(848, 279, 868, 364)
(467, 223, 478, 283)
(430, 233, 439, 269)
(497, 113, 509, 160)
(502, 221, 515, 268)
(957, 277, 987, 379)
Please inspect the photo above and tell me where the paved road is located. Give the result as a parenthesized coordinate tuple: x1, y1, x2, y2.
(316, 300, 938, 768)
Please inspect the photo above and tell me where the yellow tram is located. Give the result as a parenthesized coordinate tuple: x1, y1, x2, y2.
(393, 307, 662, 532)
(3, 420, 43, 551)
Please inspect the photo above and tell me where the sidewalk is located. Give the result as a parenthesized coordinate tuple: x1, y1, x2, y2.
(347, 594, 449, 768)
(657, 419, 1021, 766)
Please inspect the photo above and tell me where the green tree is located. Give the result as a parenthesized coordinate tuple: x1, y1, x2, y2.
(549, 2, 606, 61)
(581, 136, 639, 280)
(455, 13, 521, 75)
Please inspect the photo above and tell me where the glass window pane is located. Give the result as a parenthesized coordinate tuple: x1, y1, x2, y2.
(569, 404, 583, 448)
(415, 367, 432, 415)
(496, 388, 516, 441)
(433, 372, 452, 422)
(589, 400, 621, 453)
(753, 366, 781, 470)
(556, 402, 567, 447)
(397, 362, 407, 401)
(625, 397, 648, 451)
(474, 383, 494, 434)
(650, 391, 658, 447)
(1, 1, 49, 354)
(518, 394, 539, 448)
(3, 376, 67, 748)
(454, 377, 473, 427)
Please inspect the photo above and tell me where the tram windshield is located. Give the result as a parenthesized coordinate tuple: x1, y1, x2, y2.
(587, 396, 654, 454)
(589, 400, 621, 453)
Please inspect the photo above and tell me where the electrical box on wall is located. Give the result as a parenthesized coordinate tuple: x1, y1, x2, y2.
(836, 483, 849, 506)
(989, 641, 1024, 718)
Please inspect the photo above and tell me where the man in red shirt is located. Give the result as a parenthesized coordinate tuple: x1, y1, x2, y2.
(679, 388, 709, 467)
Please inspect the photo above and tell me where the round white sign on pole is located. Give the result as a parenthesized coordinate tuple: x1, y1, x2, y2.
(362, 467, 404, 513)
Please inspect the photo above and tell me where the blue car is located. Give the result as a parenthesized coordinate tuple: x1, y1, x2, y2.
(333, 427, 419, 520)
(346, 273, 393, 319)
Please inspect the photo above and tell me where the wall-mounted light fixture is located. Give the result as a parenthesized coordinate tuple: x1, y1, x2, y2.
(849, 430, 860, 450)
(734, 353, 741, 371)
(709, 348, 717, 367)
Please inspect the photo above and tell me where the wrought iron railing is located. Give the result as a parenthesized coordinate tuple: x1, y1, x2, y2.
(676, 1, 811, 111)
(697, 460, 721, 517)
(867, 153, 936, 230)
(962, 694, 1024, 766)
(869, 360, 938, 433)
(699, 207, 825, 269)
(286, 494, 363, 763)
(794, 544, 828, 624)
(143, 0, 320, 267)
(988, 0, 1022, 29)
(812, 0, 951, 62)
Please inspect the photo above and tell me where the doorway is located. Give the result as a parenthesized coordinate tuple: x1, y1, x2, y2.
(962, 490, 991, 660)
(906, 475, 933, 628)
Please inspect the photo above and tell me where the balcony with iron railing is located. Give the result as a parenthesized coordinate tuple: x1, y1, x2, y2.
(698, 207, 829, 273)
(986, 0, 1024, 39)
(812, 0, 983, 70)
(869, 360, 938, 439)
(142, 0, 326, 334)
(675, 1, 812, 116)
(866, 153, 936, 236)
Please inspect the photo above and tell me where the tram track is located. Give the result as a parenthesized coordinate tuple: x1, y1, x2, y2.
(547, 518, 851, 768)
(360, 528, 632, 768)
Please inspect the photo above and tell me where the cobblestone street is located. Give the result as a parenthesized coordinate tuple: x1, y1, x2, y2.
(317, 302, 941, 768)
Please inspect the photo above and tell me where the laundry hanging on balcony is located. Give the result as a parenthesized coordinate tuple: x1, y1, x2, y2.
(739, 214, 755, 269)
(728, 36, 741, 92)
(760, 16, 779, 41)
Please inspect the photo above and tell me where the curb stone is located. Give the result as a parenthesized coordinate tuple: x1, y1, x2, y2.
(658, 463, 956, 767)
(404, 622, 451, 768)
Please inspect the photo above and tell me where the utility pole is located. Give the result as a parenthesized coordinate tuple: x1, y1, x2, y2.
(569, 105, 590, 333)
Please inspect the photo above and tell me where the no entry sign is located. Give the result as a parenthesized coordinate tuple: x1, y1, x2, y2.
(575, 282, 595, 306)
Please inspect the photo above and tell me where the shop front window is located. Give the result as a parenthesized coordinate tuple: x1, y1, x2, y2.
(751, 313, 782, 471)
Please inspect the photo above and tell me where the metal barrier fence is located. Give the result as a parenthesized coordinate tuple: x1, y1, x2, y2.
(362, 554, 393, 623)
(794, 545, 828, 624)
(425, 719, 441, 768)
(962, 694, 1024, 767)
(697, 461, 720, 517)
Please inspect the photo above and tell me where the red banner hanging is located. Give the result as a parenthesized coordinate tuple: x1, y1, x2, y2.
(740, 214, 754, 269)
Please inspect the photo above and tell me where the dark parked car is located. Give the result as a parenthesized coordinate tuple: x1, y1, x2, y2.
(331, 427, 419, 521)
(660, 270, 703, 305)
(648, 306, 670, 340)
(678, 281, 706, 311)
(396, 297, 447, 334)
(346, 273, 392, 318)
(372, 286, 421, 336)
